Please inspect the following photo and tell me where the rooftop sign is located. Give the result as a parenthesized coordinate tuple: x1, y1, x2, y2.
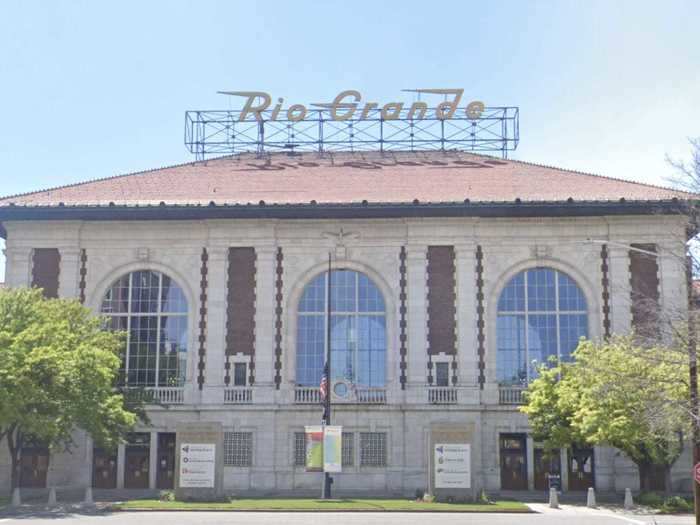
(184, 89, 519, 159)
(216, 89, 486, 122)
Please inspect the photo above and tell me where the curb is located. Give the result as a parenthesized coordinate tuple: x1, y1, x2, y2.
(108, 506, 534, 513)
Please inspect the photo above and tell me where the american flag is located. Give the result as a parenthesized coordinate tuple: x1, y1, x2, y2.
(319, 370, 329, 401)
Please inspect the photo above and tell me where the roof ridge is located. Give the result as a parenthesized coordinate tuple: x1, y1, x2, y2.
(501, 154, 695, 196)
(0, 154, 237, 202)
(0, 149, 693, 204)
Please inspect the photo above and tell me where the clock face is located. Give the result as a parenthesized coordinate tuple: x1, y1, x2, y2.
(333, 381, 349, 397)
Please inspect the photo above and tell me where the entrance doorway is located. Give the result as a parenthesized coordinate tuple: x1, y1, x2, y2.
(124, 433, 150, 489)
(568, 446, 594, 491)
(92, 447, 117, 489)
(156, 433, 176, 489)
(19, 444, 49, 488)
(534, 448, 561, 491)
(500, 434, 527, 490)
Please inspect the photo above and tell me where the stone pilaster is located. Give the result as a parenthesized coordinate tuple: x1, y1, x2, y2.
(3, 246, 32, 287)
(658, 242, 687, 333)
(148, 431, 158, 489)
(405, 244, 428, 401)
(116, 443, 125, 489)
(254, 246, 277, 402)
(201, 246, 228, 405)
(608, 244, 632, 335)
(58, 248, 81, 299)
(455, 243, 478, 389)
(526, 434, 535, 490)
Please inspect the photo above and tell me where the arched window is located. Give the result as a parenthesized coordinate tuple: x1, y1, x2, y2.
(101, 270, 188, 387)
(296, 270, 386, 388)
(496, 267, 588, 385)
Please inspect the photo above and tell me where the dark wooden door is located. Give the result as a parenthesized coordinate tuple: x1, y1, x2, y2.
(19, 446, 49, 488)
(534, 448, 561, 491)
(156, 433, 176, 489)
(568, 446, 595, 491)
(500, 434, 528, 490)
(92, 448, 117, 489)
(124, 433, 150, 489)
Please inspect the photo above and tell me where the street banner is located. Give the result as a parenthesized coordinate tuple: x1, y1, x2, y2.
(305, 426, 324, 472)
(323, 426, 342, 473)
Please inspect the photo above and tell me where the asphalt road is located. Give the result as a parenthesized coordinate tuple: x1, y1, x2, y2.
(0, 507, 695, 525)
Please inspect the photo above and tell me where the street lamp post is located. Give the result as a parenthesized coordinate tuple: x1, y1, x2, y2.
(321, 252, 333, 499)
(687, 256, 700, 525)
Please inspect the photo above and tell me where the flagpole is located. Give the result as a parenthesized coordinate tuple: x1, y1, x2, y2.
(322, 251, 332, 499)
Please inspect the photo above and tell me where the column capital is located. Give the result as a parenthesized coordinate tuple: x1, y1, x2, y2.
(255, 246, 278, 259)
(405, 246, 428, 261)
(206, 246, 229, 261)
(454, 243, 477, 258)
(59, 247, 82, 259)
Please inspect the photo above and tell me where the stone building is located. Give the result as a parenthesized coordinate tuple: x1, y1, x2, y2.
(0, 150, 692, 496)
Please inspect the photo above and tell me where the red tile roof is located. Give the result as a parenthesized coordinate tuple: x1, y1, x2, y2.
(0, 150, 690, 208)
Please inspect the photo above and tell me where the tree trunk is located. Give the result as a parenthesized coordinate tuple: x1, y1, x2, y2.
(6, 426, 22, 497)
(638, 461, 654, 492)
(664, 464, 673, 498)
(637, 461, 671, 494)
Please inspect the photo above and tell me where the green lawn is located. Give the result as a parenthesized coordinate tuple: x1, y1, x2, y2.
(113, 498, 530, 512)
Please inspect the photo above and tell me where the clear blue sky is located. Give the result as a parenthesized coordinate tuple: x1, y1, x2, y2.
(1, 0, 699, 280)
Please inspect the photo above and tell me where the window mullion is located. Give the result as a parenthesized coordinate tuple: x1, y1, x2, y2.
(325, 271, 330, 381)
(354, 274, 359, 385)
(125, 273, 133, 384)
(555, 271, 561, 363)
(154, 273, 162, 388)
(524, 271, 529, 383)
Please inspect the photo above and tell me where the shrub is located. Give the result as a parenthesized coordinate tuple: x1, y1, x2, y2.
(479, 489, 493, 504)
(661, 496, 693, 513)
(159, 490, 175, 502)
(635, 491, 664, 507)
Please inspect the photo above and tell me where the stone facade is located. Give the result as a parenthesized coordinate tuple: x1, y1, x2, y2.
(0, 213, 693, 496)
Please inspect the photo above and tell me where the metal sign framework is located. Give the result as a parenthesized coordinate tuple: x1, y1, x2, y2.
(184, 105, 519, 160)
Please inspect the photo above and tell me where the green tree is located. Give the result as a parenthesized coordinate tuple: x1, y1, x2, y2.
(0, 288, 138, 494)
(522, 336, 688, 493)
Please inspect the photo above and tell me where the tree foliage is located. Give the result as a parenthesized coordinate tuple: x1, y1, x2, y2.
(522, 336, 688, 491)
(0, 288, 138, 491)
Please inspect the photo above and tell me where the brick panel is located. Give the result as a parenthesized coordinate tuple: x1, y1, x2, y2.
(226, 247, 257, 358)
(427, 245, 456, 356)
(629, 243, 660, 339)
(31, 248, 60, 298)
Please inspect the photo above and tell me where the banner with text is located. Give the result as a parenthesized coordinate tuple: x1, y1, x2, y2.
(305, 426, 324, 472)
(435, 443, 471, 489)
(179, 443, 216, 488)
(323, 426, 342, 473)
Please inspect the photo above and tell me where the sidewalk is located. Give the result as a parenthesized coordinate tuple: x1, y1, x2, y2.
(528, 502, 694, 524)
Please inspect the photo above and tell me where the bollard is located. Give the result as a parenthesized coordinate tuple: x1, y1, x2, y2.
(549, 486, 559, 508)
(47, 487, 57, 506)
(624, 487, 633, 510)
(586, 487, 596, 507)
(10, 487, 21, 507)
(84, 486, 94, 505)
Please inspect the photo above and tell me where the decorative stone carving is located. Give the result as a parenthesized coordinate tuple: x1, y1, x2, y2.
(530, 245, 552, 259)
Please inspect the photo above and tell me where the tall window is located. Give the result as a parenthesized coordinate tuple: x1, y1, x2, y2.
(296, 270, 386, 387)
(496, 267, 588, 385)
(101, 270, 188, 387)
